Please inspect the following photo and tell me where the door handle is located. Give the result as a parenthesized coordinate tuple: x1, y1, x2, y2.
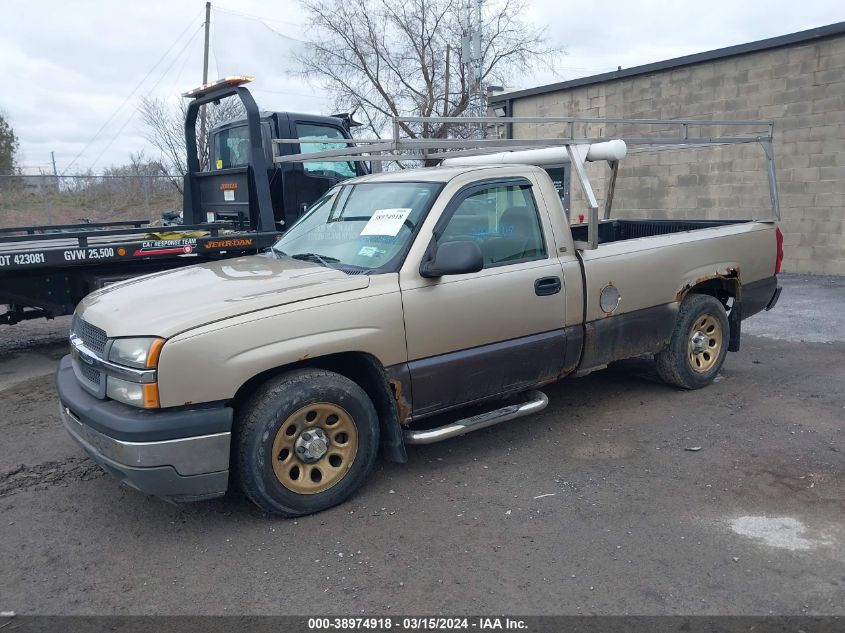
(534, 276, 562, 296)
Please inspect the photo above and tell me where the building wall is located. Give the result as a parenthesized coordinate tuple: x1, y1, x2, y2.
(507, 35, 845, 274)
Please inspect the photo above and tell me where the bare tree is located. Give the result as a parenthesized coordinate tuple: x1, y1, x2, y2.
(296, 0, 557, 142)
(138, 97, 245, 192)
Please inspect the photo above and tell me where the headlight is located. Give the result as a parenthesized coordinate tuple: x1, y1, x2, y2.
(107, 376, 160, 408)
(108, 337, 164, 369)
(106, 337, 163, 408)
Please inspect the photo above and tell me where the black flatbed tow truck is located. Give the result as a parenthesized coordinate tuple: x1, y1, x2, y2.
(0, 76, 364, 325)
(0, 219, 281, 324)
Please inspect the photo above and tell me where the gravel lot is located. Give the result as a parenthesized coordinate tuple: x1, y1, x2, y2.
(0, 274, 842, 615)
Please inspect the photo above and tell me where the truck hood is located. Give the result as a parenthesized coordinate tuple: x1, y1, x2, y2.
(78, 255, 370, 338)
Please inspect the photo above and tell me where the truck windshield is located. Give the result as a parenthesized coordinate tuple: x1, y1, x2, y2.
(273, 182, 440, 271)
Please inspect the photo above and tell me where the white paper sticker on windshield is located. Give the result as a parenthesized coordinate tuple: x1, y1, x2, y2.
(360, 208, 412, 237)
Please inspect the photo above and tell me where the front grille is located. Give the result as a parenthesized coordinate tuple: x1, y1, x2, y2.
(78, 362, 101, 386)
(73, 316, 108, 355)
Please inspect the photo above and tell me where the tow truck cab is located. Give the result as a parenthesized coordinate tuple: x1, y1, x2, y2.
(182, 77, 366, 233)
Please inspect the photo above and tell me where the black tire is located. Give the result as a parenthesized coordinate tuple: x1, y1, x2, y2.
(235, 368, 379, 516)
(656, 293, 730, 390)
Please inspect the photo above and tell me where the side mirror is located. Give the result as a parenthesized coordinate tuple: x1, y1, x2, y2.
(420, 240, 484, 278)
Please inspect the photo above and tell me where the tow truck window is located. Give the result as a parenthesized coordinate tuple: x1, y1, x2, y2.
(212, 125, 251, 170)
(296, 123, 356, 179)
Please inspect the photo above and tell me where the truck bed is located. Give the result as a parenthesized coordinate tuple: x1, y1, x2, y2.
(570, 219, 748, 245)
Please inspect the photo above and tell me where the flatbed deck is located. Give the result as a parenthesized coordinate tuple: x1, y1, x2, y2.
(0, 219, 281, 324)
(0, 221, 280, 271)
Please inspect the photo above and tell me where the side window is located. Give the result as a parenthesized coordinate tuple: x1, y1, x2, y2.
(296, 123, 356, 179)
(439, 184, 546, 268)
(211, 122, 271, 171)
(212, 125, 251, 170)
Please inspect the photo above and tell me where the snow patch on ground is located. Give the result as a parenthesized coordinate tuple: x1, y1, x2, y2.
(729, 516, 832, 551)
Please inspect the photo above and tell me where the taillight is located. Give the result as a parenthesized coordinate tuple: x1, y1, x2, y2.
(774, 227, 784, 274)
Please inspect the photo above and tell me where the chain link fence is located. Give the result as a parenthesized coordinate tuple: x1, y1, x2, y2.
(0, 174, 182, 228)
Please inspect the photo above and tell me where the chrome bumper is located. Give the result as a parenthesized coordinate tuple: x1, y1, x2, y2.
(61, 406, 230, 503)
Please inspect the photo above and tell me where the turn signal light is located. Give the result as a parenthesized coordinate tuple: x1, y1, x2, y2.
(143, 383, 160, 409)
(146, 338, 165, 369)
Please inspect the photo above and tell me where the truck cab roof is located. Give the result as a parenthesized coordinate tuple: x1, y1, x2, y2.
(343, 164, 541, 184)
(210, 111, 354, 135)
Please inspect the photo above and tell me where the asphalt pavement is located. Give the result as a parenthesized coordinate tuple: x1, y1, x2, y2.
(0, 274, 842, 615)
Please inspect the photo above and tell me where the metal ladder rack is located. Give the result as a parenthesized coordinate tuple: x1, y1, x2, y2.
(271, 116, 779, 250)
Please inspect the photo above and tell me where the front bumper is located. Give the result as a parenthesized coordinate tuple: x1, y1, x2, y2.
(56, 355, 232, 503)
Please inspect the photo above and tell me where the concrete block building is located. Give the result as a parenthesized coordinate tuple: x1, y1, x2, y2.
(490, 23, 845, 274)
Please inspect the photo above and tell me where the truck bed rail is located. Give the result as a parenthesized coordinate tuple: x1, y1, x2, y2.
(0, 219, 149, 236)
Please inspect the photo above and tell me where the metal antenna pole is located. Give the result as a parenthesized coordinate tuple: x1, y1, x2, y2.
(199, 1, 211, 168)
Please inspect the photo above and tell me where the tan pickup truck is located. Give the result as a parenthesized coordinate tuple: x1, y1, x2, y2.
(56, 138, 783, 516)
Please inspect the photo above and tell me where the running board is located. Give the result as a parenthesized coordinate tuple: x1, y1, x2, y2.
(403, 390, 549, 445)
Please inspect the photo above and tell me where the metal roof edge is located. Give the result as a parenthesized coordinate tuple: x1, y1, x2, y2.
(492, 21, 845, 102)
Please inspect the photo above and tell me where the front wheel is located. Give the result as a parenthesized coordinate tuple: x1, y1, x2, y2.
(656, 293, 730, 389)
(235, 369, 379, 516)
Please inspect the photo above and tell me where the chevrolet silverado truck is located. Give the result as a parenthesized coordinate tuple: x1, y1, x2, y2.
(56, 133, 783, 517)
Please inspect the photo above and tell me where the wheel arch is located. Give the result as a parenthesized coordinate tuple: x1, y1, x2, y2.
(230, 351, 408, 463)
(675, 267, 741, 352)
(676, 267, 741, 306)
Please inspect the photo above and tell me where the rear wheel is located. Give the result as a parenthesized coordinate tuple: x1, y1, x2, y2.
(656, 293, 729, 389)
(236, 369, 379, 516)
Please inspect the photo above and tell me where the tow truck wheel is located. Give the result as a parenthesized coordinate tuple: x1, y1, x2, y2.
(235, 369, 379, 517)
(656, 293, 729, 390)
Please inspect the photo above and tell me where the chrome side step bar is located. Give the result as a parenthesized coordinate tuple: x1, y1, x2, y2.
(403, 390, 549, 445)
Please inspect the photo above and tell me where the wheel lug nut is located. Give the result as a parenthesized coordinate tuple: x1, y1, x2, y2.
(302, 432, 311, 441)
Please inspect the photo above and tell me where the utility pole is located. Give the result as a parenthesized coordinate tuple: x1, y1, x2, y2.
(460, 0, 483, 133)
(443, 44, 451, 118)
(199, 1, 211, 168)
(460, 0, 484, 133)
(51, 151, 59, 191)
(474, 0, 483, 115)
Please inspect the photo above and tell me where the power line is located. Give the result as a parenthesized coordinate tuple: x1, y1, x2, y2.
(213, 6, 304, 30)
(250, 87, 330, 100)
(167, 23, 202, 96)
(213, 5, 307, 43)
(210, 5, 316, 102)
(60, 7, 205, 176)
(87, 25, 204, 171)
(211, 6, 220, 78)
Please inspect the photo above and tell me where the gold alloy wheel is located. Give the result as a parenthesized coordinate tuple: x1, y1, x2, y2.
(271, 403, 359, 495)
(687, 314, 723, 373)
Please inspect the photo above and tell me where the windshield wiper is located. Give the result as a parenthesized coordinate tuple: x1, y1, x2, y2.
(289, 252, 340, 267)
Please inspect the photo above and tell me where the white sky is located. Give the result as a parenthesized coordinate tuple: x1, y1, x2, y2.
(1, 0, 843, 174)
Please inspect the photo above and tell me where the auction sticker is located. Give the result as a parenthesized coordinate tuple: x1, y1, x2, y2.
(360, 208, 412, 237)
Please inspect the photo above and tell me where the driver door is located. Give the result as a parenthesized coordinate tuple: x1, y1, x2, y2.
(400, 178, 567, 417)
